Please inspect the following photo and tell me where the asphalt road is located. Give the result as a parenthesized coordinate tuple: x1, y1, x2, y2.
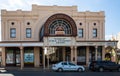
(0, 70, 120, 76)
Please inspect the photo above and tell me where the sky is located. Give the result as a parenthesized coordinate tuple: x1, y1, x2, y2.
(0, 0, 120, 40)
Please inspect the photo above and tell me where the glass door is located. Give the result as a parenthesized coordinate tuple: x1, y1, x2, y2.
(89, 46, 95, 62)
(16, 50, 20, 66)
(6, 47, 20, 66)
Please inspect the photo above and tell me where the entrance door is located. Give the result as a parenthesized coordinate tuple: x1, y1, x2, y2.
(65, 47, 71, 61)
(6, 47, 20, 66)
(89, 46, 95, 62)
(48, 47, 63, 64)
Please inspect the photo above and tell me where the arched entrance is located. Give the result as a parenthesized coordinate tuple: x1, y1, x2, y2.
(39, 13, 77, 67)
(46, 47, 71, 65)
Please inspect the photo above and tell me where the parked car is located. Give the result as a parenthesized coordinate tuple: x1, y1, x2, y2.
(89, 60, 120, 72)
(52, 61, 85, 72)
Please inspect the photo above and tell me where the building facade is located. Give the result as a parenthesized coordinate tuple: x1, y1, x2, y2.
(0, 4, 117, 69)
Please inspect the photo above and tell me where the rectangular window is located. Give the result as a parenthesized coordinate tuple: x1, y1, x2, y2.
(26, 28, 31, 38)
(24, 47, 34, 64)
(10, 28, 16, 38)
(93, 28, 97, 38)
(78, 29, 83, 38)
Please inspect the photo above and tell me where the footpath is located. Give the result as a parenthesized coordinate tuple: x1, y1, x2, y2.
(0, 67, 51, 72)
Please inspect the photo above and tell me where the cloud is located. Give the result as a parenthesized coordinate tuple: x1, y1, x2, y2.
(0, 0, 30, 10)
(105, 35, 112, 40)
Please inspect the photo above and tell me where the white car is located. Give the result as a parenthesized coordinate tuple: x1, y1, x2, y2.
(52, 61, 85, 72)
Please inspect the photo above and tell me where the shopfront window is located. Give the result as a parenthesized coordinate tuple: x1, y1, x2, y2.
(6, 47, 20, 66)
(77, 46, 86, 65)
(24, 47, 34, 65)
(6, 50, 14, 64)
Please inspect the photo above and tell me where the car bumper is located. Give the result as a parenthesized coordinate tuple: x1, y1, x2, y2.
(51, 67, 58, 71)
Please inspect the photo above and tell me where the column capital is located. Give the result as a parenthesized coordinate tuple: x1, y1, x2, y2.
(19, 46, 23, 50)
(71, 46, 74, 50)
(95, 46, 98, 49)
(74, 46, 77, 49)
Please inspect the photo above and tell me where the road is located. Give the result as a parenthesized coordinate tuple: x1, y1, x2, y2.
(0, 70, 120, 76)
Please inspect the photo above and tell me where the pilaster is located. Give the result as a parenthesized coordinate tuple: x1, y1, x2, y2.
(34, 47, 40, 67)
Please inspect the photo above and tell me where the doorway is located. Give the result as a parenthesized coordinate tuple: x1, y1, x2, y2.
(45, 46, 71, 64)
(89, 46, 95, 62)
(6, 47, 20, 66)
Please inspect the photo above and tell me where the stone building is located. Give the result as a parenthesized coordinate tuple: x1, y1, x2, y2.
(0, 4, 117, 69)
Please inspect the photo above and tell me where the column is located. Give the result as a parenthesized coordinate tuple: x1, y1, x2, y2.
(43, 47, 45, 69)
(34, 47, 40, 67)
(95, 46, 98, 61)
(1, 47, 6, 67)
(74, 46, 77, 64)
(86, 46, 89, 66)
(20, 46, 24, 69)
(63, 47, 65, 61)
(102, 46, 105, 60)
(71, 46, 73, 62)
(47, 47, 49, 69)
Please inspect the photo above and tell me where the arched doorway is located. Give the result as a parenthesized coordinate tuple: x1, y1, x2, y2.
(39, 13, 77, 67)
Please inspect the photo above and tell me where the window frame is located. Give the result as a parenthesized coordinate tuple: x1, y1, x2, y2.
(10, 28, 16, 38)
(93, 28, 97, 38)
(26, 28, 32, 38)
(78, 28, 83, 38)
(49, 19, 72, 35)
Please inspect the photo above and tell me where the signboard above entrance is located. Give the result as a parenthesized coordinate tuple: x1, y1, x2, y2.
(48, 37, 72, 46)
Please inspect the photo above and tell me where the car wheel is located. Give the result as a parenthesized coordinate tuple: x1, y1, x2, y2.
(78, 68, 82, 72)
(58, 68, 63, 72)
(99, 67, 104, 72)
(118, 67, 120, 72)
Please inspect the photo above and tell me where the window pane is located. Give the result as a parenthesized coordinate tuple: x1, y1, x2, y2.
(93, 29, 97, 37)
(11, 34, 16, 37)
(27, 34, 31, 38)
(49, 19, 71, 35)
(78, 29, 83, 38)
(10, 28, 16, 38)
(24, 47, 34, 63)
(11, 29, 16, 33)
(26, 28, 31, 38)
(26, 29, 31, 33)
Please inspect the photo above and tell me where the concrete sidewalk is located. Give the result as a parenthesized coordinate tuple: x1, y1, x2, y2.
(3, 67, 51, 72)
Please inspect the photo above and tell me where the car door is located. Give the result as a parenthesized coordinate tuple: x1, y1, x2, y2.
(108, 62, 118, 70)
(62, 62, 69, 71)
(68, 62, 77, 71)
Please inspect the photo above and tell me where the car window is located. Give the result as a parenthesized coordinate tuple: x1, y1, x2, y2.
(108, 62, 116, 65)
(68, 62, 76, 66)
(62, 62, 68, 65)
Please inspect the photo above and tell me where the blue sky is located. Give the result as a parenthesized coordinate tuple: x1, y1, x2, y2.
(0, 0, 120, 40)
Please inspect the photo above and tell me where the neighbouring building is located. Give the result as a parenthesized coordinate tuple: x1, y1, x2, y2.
(0, 4, 117, 69)
(117, 32, 120, 49)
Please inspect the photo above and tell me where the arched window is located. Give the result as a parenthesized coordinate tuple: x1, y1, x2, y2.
(49, 19, 72, 35)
